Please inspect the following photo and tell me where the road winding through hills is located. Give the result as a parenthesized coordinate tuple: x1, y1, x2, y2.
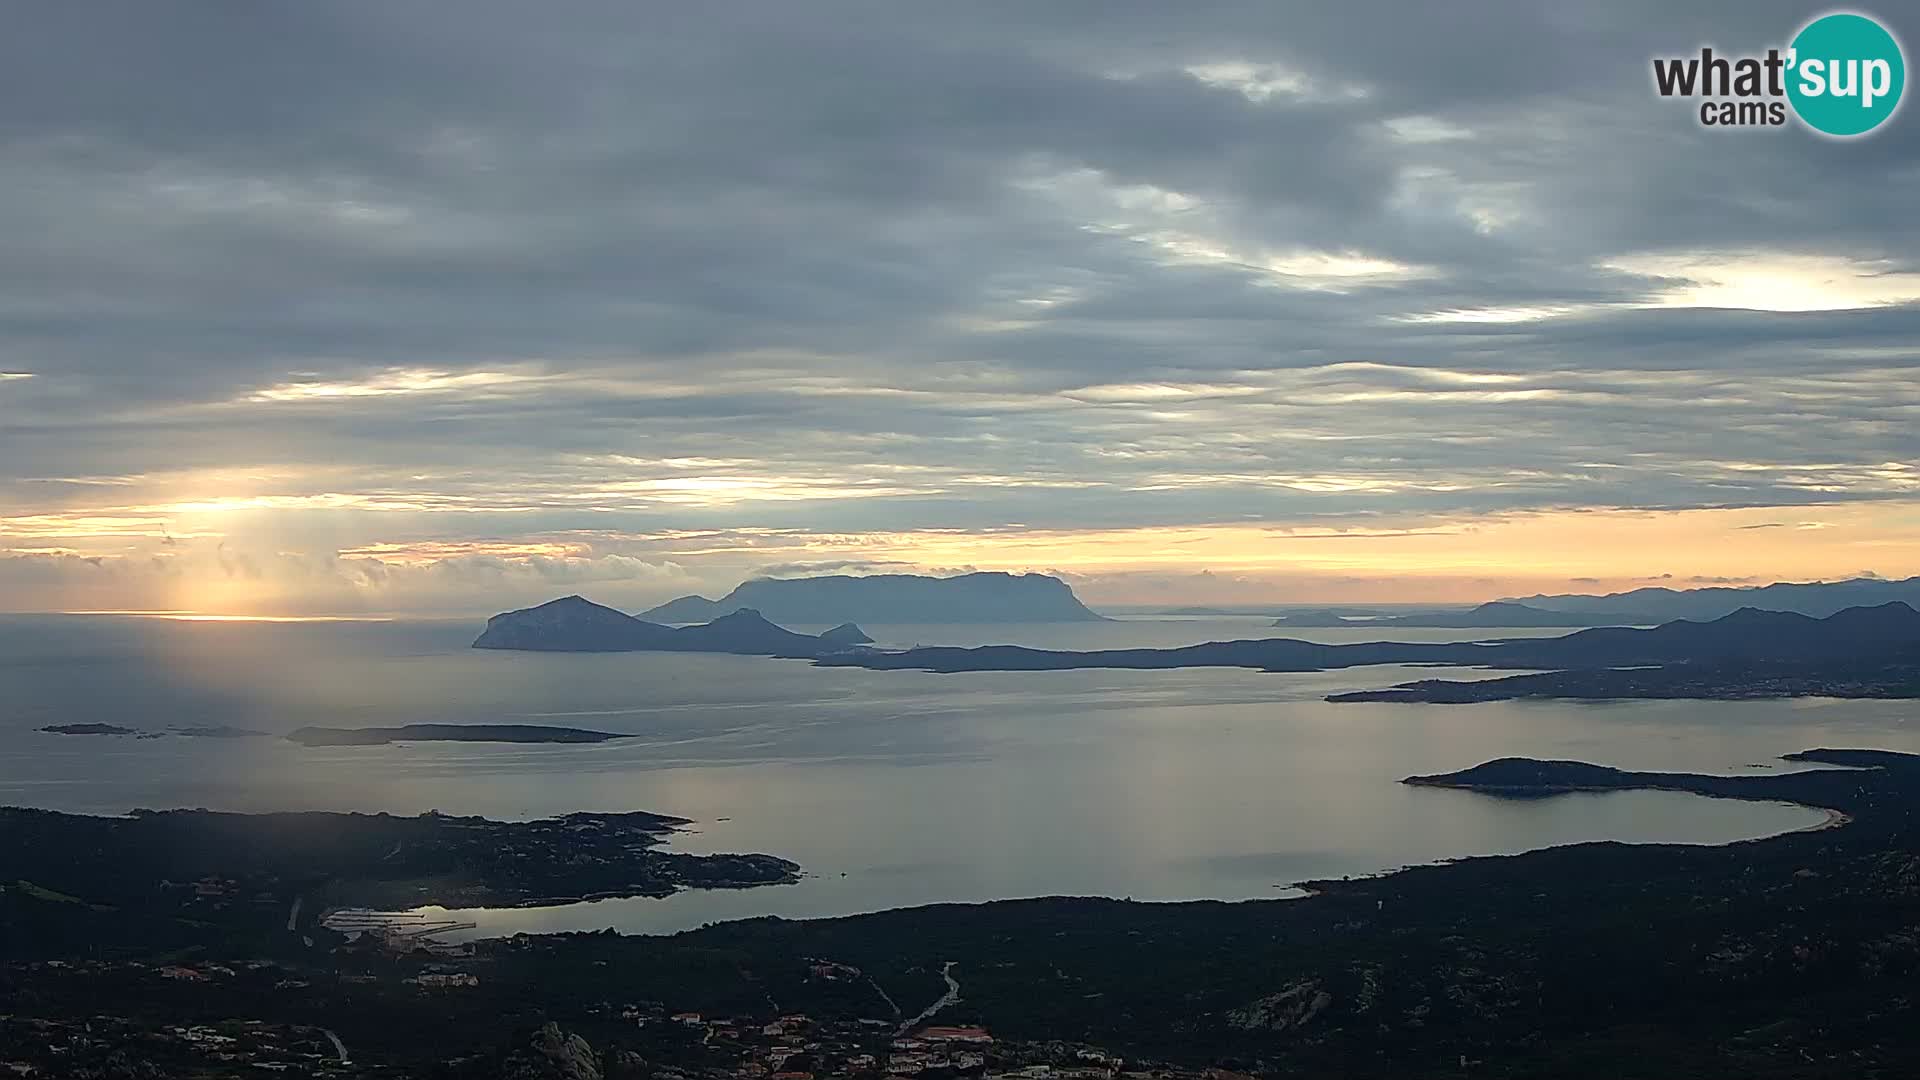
(897, 961, 960, 1036)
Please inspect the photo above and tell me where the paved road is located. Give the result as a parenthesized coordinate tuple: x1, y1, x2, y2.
(896, 961, 960, 1036)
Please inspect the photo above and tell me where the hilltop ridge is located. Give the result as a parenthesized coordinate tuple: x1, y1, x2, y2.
(819, 602, 1920, 675)
(1508, 574, 1920, 621)
(638, 571, 1106, 624)
(471, 595, 870, 657)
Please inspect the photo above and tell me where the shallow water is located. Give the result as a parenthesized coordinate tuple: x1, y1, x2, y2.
(3, 613, 1907, 936)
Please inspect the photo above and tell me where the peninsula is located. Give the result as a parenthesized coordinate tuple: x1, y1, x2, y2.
(1329, 659, 1920, 704)
(0, 804, 799, 918)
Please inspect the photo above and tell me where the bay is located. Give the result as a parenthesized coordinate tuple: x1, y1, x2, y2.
(2, 613, 1900, 936)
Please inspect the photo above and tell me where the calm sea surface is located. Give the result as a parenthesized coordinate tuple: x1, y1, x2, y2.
(4, 613, 1911, 936)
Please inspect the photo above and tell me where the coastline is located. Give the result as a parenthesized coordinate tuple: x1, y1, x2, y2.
(421, 785, 1829, 940)
(1802, 806, 1854, 832)
(10, 746, 1920, 1077)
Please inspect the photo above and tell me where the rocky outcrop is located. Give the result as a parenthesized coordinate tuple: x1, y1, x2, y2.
(501, 1023, 602, 1080)
(1227, 980, 1334, 1031)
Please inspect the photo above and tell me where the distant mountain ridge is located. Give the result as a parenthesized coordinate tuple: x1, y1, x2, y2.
(471, 595, 870, 657)
(1273, 601, 1655, 629)
(818, 602, 1920, 674)
(638, 571, 1106, 624)
(1508, 575, 1920, 621)
(1491, 602, 1920, 667)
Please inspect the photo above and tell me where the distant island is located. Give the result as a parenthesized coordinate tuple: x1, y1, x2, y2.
(169, 724, 267, 738)
(1403, 755, 1647, 795)
(1260, 577, 1920, 628)
(817, 602, 1920, 684)
(286, 723, 631, 746)
(473, 599, 1920, 705)
(1402, 747, 1902, 801)
(638, 571, 1107, 624)
(37, 723, 266, 738)
(1274, 601, 1654, 629)
(1507, 573, 1920, 622)
(472, 595, 872, 656)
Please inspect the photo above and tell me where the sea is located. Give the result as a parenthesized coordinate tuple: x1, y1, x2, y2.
(4, 612, 1913, 937)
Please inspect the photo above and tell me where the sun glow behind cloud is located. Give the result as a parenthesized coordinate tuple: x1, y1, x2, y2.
(1398, 304, 1599, 324)
(1606, 253, 1920, 312)
(1180, 60, 1371, 104)
(58, 610, 394, 622)
(3, 7, 1919, 616)
(7, 350, 1917, 616)
(10, 498, 1920, 616)
(246, 367, 539, 402)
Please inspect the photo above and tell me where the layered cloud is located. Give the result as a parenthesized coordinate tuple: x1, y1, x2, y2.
(1, 2, 1916, 611)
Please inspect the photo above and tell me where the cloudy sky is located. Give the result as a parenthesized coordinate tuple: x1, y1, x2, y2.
(3, 2, 1918, 615)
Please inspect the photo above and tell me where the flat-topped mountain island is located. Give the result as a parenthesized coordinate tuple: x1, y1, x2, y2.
(638, 570, 1108, 624)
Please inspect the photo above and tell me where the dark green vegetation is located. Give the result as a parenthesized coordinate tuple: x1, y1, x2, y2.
(1331, 659, 1920, 703)
(819, 601, 1920, 678)
(0, 806, 798, 946)
(37, 722, 137, 735)
(1, 1014, 349, 1077)
(7, 749, 1920, 1076)
(1403, 746, 1906, 794)
(286, 723, 630, 746)
(471, 595, 871, 656)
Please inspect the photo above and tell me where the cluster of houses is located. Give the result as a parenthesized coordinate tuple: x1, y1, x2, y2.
(0, 1013, 343, 1076)
(603, 1003, 1253, 1080)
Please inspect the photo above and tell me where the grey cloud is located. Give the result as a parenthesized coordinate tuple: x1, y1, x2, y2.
(752, 560, 924, 579)
(1, 1, 1916, 593)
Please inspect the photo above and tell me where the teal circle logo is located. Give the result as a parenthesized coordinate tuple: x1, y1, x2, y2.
(1787, 12, 1906, 136)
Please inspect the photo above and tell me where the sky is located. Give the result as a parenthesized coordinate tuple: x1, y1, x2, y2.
(2, 2, 1918, 616)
